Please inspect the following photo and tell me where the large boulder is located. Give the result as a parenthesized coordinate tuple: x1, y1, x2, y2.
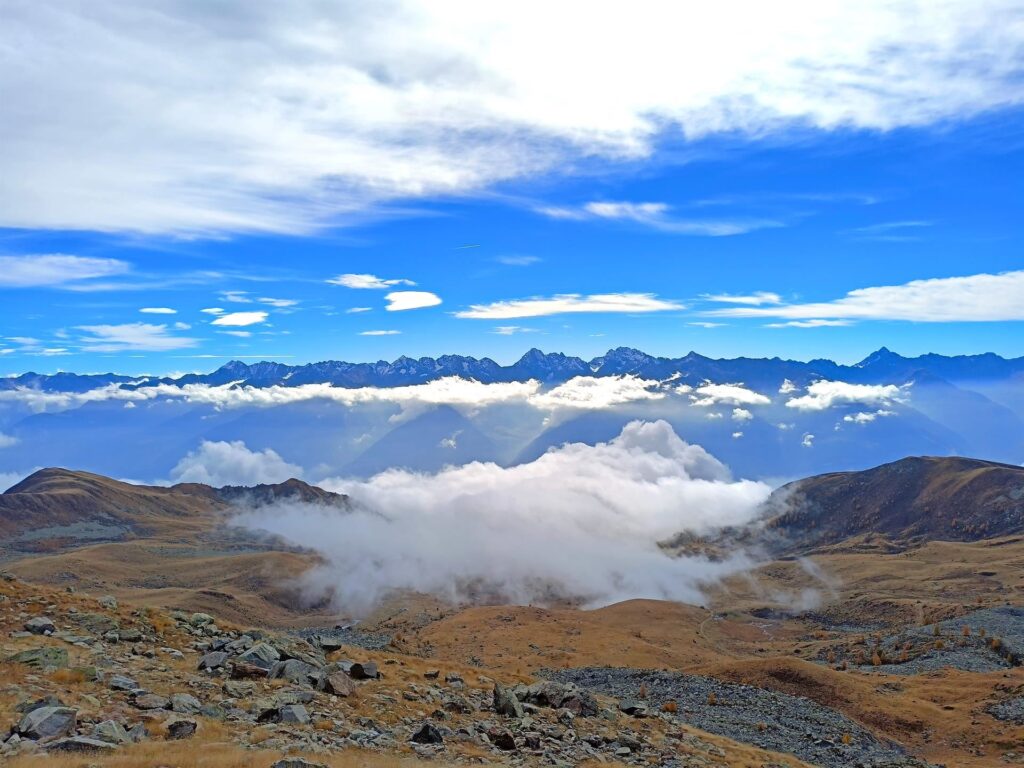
(348, 661, 379, 680)
(17, 706, 77, 741)
(170, 693, 202, 714)
(269, 658, 318, 686)
(133, 693, 170, 710)
(320, 671, 356, 697)
(493, 683, 524, 718)
(517, 680, 598, 717)
(278, 704, 310, 725)
(273, 639, 325, 667)
(236, 642, 280, 670)
(197, 651, 229, 671)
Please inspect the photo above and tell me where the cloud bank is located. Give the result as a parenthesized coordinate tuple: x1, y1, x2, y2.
(170, 440, 302, 486)
(10, 1, 1020, 234)
(233, 420, 771, 613)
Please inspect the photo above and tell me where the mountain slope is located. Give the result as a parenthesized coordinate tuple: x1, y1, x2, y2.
(763, 456, 1024, 551)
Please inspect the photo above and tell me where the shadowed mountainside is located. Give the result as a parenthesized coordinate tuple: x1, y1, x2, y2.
(764, 455, 1024, 552)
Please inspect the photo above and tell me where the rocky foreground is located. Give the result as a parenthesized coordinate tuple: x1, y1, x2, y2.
(0, 574, 826, 768)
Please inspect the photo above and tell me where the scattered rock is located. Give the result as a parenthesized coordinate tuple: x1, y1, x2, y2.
(618, 699, 648, 717)
(91, 720, 132, 745)
(189, 612, 214, 627)
(271, 759, 328, 768)
(321, 671, 356, 697)
(97, 595, 118, 610)
(107, 674, 138, 691)
(170, 693, 202, 714)
(237, 641, 280, 670)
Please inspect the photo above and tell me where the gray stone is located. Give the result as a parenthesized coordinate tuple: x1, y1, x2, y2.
(349, 661, 379, 680)
(269, 658, 317, 685)
(24, 616, 55, 635)
(133, 693, 170, 710)
(166, 718, 198, 739)
(322, 671, 356, 697)
(127, 723, 148, 742)
(91, 720, 132, 745)
(494, 682, 524, 718)
(7, 646, 68, 669)
(107, 674, 137, 691)
(278, 704, 310, 724)
(487, 726, 517, 751)
(197, 651, 229, 670)
(617, 699, 648, 717)
(236, 641, 279, 670)
(411, 722, 444, 744)
(17, 706, 77, 741)
(98, 595, 118, 610)
(170, 693, 202, 714)
(47, 736, 118, 753)
(189, 612, 214, 627)
(271, 759, 328, 768)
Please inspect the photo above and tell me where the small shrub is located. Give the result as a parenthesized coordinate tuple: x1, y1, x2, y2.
(841, 733, 852, 745)
(991, 637, 1002, 650)
(934, 639, 945, 650)
(961, 626, 971, 637)
(661, 700, 678, 714)
(871, 652, 882, 667)
(638, 682, 648, 699)
(707, 692, 717, 706)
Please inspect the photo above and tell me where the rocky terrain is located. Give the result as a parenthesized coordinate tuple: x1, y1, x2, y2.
(0, 576, 813, 768)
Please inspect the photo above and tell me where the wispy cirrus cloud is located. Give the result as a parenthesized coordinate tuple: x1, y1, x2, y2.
(76, 322, 198, 352)
(0, 254, 130, 287)
(456, 293, 683, 319)
(537, 201, 780, 236)
(702, 292, 782, 306)
(709, 270, 1024, 323)
(359, 329, 401, 336)
(846, 220, 933, 241)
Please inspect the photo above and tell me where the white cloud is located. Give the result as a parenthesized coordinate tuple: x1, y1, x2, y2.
(802, 433, 815, 448)
(0, 433, 19, 449)
(712, 271, 1024, 323)
(200, 307, 225, 315)
(221, 291, 252, 303)
(538, 201, 778, 236)
(732, 431, 744, 439)
(259, 297, 298, 308)
(76, 322, 198, 352)
(220, 330, 251, 338)
(732, 407, 753, 421)
(688, 322, 726, 328)
(210, 311, 268, 327)
(170, 440, 302, 486)
(235, 420, 770, 612)
(360, 330, 401, 336)
(492, 325, 538, 335)
(688, 382, 771, 407)
(456, 292, 683, 319)
(765, 319, 854, 328)
(843, 409, 895, 424)
(531, 375, 665, 410)
(385, 291, 441, 311)
(139, 307, 176, 314)
(8, 2, 1021, 235)
(0, 254, 130, 287)
(495, 255, 541, 266)
(702, 291, 782, 305)
(778, 379, 798, 394)
(328, 274, 415, 290)
(345, 307, 372, 314)
(785, 380, 907, 411)
(173, 322, 191, 330)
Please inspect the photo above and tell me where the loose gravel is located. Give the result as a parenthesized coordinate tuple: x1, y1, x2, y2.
(546, 667, 933, 768)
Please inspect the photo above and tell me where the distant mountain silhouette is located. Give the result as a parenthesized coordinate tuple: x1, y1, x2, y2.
(6, 347, 1024, 392)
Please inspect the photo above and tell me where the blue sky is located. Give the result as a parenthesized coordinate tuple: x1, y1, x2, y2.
(2, 2, 1024, 374)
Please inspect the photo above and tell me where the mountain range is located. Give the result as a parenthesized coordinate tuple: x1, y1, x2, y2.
(5, 346, 1024, 392)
